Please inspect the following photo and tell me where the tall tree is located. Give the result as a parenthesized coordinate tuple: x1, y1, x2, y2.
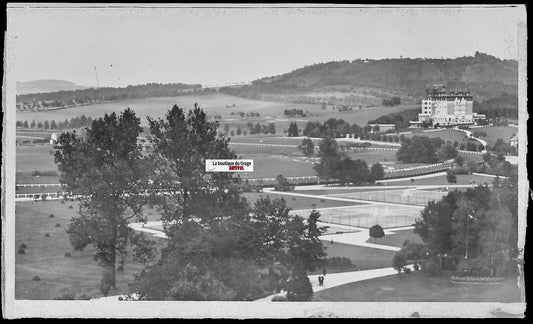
(147, 104, 249, 235)
(54, 108, 154, 290)
(287, 122, 299, 137)
(369, 163, 385, 182)
(396, 136, 439, 163)
(314, 136, 343, 180)
(300, 137, 315, 157)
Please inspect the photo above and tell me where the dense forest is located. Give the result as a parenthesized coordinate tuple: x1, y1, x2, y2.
(219, 52, 518, 105)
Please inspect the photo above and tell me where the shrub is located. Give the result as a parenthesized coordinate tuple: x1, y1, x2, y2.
(68, 205, 74, 209)
(326, 257, 353, 267)
(392, 252, 407, 274)
(32, 276, 41, 281)
(423, 260, 441, 276)
(49, 214, 55, 218)
(455, 258, 491, 277)
(64, 252, 72, 257)
(403, 267, 411, 274)
(18, 248, 26, 254)
(44, 233, 50, 237)
(271, 295, 288, 302)
(55, 223, 61, 227)
(413, 263, 420, 271)
(286, 273, 313, 301)
(117, 264, 124, 272)
(60, 200, 65, 204)
(453, 167, 471, 175)
(19, 243, 27, 249)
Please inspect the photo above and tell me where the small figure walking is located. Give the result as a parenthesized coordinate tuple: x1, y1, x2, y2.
(318, 275, 324, 286)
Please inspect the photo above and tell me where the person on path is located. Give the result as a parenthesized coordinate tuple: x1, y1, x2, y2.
(318, 275, 324, 286)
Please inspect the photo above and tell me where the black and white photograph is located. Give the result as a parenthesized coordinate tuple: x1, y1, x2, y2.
(2, 3, 527, 318)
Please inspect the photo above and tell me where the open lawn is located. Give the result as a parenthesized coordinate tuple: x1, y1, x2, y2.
(476, 126, 518, 146)
(16, 145, 57, 173)
(237, 154, 316, 179)
(366, 229, 422, 247)
(15, 201, 164, 300)
(345, 149, 398, 165)
(16, 173, 60, 184)
(319, 241, 395, 271)
(405, 129, 467, 144)
(17, 93, 419, 133)
(312, 270, 521, 302)
(242, 192, 364, 210)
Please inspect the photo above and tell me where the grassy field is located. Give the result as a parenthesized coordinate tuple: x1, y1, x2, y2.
(243, 192, 364, 210)
(405, 129, 467, 143)
(476, 126, 518, 146)
(345, 149, 398, 165)
(16, 145, 57, 173)
(237, 154, 317, 179)
(312, 270, 521, 302)
(319, 241, 395, 271)
(17, 93, 419, 130)
(366, 229, 422, 247)
(15, 201, 167, 300)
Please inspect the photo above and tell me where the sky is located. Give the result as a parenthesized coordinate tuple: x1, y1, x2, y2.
(8, 4, 526, 88)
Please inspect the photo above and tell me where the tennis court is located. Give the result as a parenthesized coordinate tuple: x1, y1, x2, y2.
(290, 204, 423, 229)
(327, 188, 448, 206)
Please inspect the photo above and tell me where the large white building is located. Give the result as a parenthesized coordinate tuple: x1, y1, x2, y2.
(412, 85, 485, 126)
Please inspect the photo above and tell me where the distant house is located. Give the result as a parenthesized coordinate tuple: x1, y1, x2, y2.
(49, 133, 58, 145)
(368, 123, 395, 134)
(510, 133, 518, 148)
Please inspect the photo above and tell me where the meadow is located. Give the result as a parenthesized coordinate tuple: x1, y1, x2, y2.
(16, 145, 57, 173)
(15, 201, 166, 300)
(404, 129, 467, 143)
(17, 93, 419, 130)
(475, 125, 518, 146)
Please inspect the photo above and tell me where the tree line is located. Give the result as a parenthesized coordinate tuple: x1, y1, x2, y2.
(312, 136, 385, 185)
(54, 105, 323, 301)
(17, 115, 94, 130)
(405, 177, 519, 278)
(283, 108, 307, 117)
(396, 135, 460, 164)
(16, 83, 206, 110)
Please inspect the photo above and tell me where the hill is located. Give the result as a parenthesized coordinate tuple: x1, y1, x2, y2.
(16, 80, 90, 95)
(219, 52, 518, 106)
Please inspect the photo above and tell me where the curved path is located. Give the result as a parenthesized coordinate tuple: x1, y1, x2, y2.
(254, 264, 415, 302)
